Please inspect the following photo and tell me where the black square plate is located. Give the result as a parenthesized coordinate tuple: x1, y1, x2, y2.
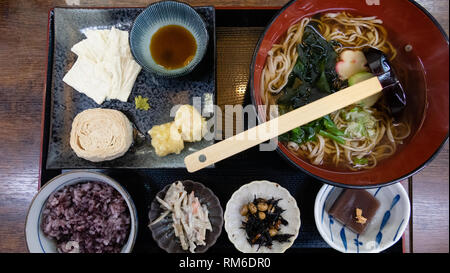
(46, 7, 216, 169)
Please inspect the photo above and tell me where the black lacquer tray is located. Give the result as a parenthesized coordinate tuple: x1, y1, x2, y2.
(39, 7, 403, 253)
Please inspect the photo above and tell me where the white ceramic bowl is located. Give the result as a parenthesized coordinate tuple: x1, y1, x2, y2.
(224, 180, 301, 253)
(25, 171, 138, 253)
(314, 183, 410, 253)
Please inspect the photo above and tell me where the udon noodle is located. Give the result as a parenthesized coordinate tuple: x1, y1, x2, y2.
(261, 12, 411, 171)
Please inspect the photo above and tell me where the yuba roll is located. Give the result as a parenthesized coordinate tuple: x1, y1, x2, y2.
(70, 108, 133, 162)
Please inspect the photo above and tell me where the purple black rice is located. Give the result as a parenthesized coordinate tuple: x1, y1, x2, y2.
(41, 181, 131, 253)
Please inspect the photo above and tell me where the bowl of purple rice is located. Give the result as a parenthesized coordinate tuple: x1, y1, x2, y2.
(25, 171, 138, 253)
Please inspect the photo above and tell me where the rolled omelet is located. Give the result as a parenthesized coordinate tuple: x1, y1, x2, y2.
(148, 122, 184, 157)
(174, 105, 207, 142)
(70, 108, 133, 162)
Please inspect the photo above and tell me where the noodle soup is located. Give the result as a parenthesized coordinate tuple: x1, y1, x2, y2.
(260, 12, 412, 171)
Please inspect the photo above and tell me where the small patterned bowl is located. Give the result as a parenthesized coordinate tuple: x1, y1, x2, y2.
(129, 1, 209, 77)
(314, 183, 410, 253)
(25, 171, 138, 253)
(148, 180, 223, 253)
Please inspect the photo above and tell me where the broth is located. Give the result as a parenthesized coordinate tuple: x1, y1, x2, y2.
(150, 25, 197, 70)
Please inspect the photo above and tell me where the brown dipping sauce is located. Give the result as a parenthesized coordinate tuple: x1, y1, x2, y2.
(150, 25, 197, 70)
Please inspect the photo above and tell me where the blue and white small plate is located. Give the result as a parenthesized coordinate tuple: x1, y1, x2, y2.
(314, 183, 410, 253)
(25, 171, 138, 253)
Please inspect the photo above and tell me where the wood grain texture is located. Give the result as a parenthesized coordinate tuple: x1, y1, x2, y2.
(411, 143, 449, 253)
(0, 0, 448, 253)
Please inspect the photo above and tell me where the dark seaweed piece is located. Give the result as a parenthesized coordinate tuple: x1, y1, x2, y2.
(240, 197, 295, 249)
(272, 234, 294, 243)
(278, 82, 312, 106)
(280, 217, 289, 226)
(292, 24, 340, 94)
(277, 22, 346, 109)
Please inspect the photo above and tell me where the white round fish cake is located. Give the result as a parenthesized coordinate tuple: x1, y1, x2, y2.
(224, 181, 301, 253)
(70, 108, 133, 162)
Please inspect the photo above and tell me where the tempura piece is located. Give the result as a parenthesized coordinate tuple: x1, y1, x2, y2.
(148, 122, 184, 157)
(174, 105, 207, 142)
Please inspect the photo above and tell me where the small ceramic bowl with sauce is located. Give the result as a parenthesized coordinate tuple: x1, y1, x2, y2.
(130, 1, 208, 77)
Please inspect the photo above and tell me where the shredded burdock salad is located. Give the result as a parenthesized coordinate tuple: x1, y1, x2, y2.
(150, 181, 212, 253)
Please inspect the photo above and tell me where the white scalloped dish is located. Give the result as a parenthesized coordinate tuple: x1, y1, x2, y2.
(224, 180, 301, 253)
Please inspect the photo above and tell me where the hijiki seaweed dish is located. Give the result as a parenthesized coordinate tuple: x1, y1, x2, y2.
(224, 181, 301, 253)
(240, 197, 295, 249)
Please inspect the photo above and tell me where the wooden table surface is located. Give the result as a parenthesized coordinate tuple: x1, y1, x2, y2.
(0, 0, 448, 253)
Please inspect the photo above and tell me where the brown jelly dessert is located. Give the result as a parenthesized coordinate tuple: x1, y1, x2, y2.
(328, 189, 380, 234)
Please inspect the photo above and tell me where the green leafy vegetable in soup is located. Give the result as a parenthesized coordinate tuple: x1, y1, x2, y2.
(278, 22, 347, 147)
(277, 22, 346, 109)
(281, 115, 345, 145)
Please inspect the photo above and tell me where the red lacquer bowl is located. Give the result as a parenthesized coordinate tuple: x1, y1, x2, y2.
(250, 0, 449, 188)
